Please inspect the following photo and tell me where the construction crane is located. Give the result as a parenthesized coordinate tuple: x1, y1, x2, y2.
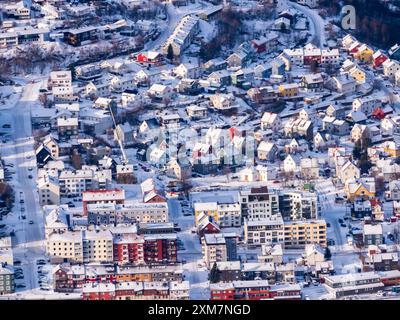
(108, 105, 129, 165)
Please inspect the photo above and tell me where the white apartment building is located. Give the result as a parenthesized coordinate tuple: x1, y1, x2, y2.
(239, 187, 280, 221)
(244, 215, 285, 246)
(87, 201, 169, 226)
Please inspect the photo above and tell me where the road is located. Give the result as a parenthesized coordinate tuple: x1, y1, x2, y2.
(3, 80, 47, 292)
(144, 1, 206, 52)
(285, 0, 327, 47)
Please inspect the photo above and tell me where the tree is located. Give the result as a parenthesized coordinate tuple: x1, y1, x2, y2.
(324, 247, 332, 260)
(166, 44, 174, 61)
(209, 262, 220, 283)
(352, 140, 362, 160)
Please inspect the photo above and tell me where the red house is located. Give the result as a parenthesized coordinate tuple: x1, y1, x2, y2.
(372, 107, 385, 120)
(136, 51, 164, 66)
(197, 215, 221, 238)
(251, 38, 267, 53)
(373, 50, 388, 68)
(349, 42, 362, 55)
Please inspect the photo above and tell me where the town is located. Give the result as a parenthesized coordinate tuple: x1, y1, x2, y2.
(1, 0, 400, 301)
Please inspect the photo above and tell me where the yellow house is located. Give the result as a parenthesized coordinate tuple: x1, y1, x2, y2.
(193, 202, 219, 226)
(278, 83, 299, 97)
(355, 44, 374, 63)
(345, 178, 376, 201)
(349, 66, 366, 84)
(383, 140, 400, 157)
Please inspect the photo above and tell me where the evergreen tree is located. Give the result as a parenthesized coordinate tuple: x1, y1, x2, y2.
(209, 262, 220, 283)
(353, 140, 362, 160)
(167, 44, 174, 61)
(324, 247, 332, 260)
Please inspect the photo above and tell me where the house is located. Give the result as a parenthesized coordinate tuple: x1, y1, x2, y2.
(162, 15, 199, 57)
(173, 63, 201, 79)
(261, 112, 281, 132)
(301, 73, 324, 92)
(208, 70, 231, 87)
(167, 158, 192, 181)
(136, 51, 164, 67)
(186, 105, 208, 120)
(326, 104, 347, 119)
(37, 175, 60, 206)
(274, 17, 291, 31)
(282, 154, 300, 173)
(304, 244, 325, 267)
(196, 214, 221, 238)
(300, 158, 319, 180)
(351, 124, 369, 143)
(351, 199, 372, 219)
(383, 59, 400, 77)
(239, 167, 260, 182)
(278, 83, 299, 97)
(297, 0, 319, 8)
(36, 144, 55, 168)
(364, 224, 383, 246)
(321, 49, 340, 66)
(339, 161, 360, 183)
(303, 43, 322, 65)
(331, 75, 357, 94)
(147, 84, 171, 101)
(203, 58, 227, 73)
(354, 44, 374, 63)
(149, 148, 167, 168)
(349, 65, 366, 84)
(251, 33, 279, 54)
(257, 141, 278, 161)
(373, 50, 388, 68)
(353, 98, 378, 116)
(209, 93, 237, 110)
(345, 178, 376, 201)
(114, 123, 134, 146)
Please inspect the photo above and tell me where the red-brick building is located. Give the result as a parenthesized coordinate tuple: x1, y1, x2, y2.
(144, 234, 177, 264)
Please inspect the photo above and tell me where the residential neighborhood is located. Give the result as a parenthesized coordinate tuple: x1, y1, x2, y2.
(1, 0, 400, 302)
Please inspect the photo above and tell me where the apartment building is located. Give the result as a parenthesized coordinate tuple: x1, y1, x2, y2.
(113, 233, 145, 265)
(47, 231, 84, 264)
(202, 233, 228, 268)
(87, 201, 169, 225)
(279, 191, 319, 221)
(37, 175, 60, 206)
(162, 15, 200, 57)
(283, 220, 327, 248)
(143, 234, 177, 265)
(82, 189, 125, 215)
(83, 229, 114, 264)
(324, 272, 384, 298)
(244, 215, 285, 247)
(0, 264, 15, 295)
(59, 168, 112, 197)
(49, 71, 72, 88)
(239, 187, 280, 221)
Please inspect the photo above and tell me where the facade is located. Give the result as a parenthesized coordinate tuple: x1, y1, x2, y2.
(239, 187, 280, 221)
